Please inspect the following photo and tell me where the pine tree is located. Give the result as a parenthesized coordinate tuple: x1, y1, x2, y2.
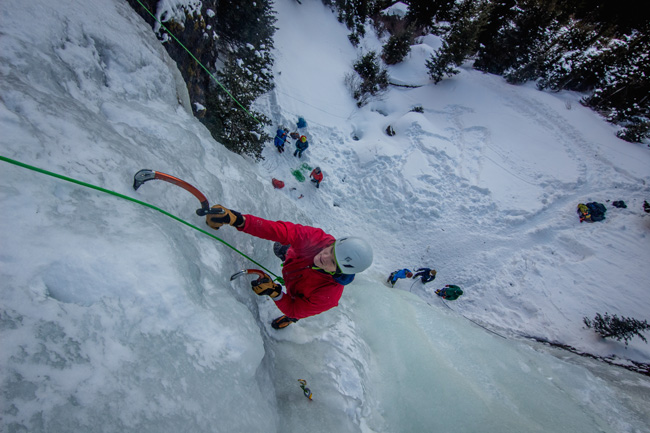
(336, 0, 389, 45)
(347, 51, 388, 106)
(216, 0, 276, 48)
(485, 3, 559, 84)
(335, 0, 377, 42)
(201, 0, 276, 158)
(382, 28, 413, 65)
(584, 313, 650, 346)
(127, 0, 276, 158)
(406, 0, 455, 28)
(426, 0, 486, 84)
(472, 0, 518, 75)
(470, 1, 649, 140)
(580, 28, 650, 143)
(535, 20, 603, 92)
(203, 45, 272, 160)
(560, 0, 648, 35)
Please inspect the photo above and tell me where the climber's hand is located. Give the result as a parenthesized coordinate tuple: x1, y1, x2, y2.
(205, 205, 244, 230)
(251, 275, 282, 298)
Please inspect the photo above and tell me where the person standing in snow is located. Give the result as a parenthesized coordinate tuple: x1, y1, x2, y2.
(205, 205, 373, 329)
(294, 135, 309, 158)
(413, 268, 436, 284)
(274, 128, 288, 153)
(436, 285, 463, 300)
(387, 268, 413, 287)
(310, 167, 323, 188)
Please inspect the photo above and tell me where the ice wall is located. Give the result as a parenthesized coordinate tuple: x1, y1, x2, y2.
(257, 280, 650, 433)
(1, 0, 648, 432)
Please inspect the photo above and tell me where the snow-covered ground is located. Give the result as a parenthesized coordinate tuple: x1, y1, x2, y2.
(266, 0, 650, 362)
(1, 0, 649, 432)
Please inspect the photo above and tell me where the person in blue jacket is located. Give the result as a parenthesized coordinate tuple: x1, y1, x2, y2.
(387, 268, 413, 287)
(413, 268, 437, 284)
(274, 128, 288, 153)
(294, 135, 309, 158)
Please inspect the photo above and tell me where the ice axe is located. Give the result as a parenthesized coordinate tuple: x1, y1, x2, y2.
(230, 268, 269, 281)
(230, 268, 284, 285)
(132, 169, 223, 216)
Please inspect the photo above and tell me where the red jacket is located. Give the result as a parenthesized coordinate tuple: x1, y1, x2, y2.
(239, 214, 343, 319)
(310, 170, 323, 183)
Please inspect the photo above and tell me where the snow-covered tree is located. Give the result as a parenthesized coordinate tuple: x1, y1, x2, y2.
(406, 0, 455, 28)
(477, 2, 559, 83)
(470, 1, 649, 142)
(382, 28, 413, 65)
(203, 43, 273, 160)
(536, 24, 650, 142)
(128, 0, 276, 157)
(584, 313, 650, 346)
(581, 29, 650, 143)
(426, 0, 486, 84)
(347, 51, 389, 106)
(335, 0, 380, 43)
(215, 0, 276, 49)
(535, 20, 603, 92)
(201, 0, 276, 157)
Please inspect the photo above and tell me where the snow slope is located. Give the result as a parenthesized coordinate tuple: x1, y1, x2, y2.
(263, 0, 650, 363)
(1, 0, 649, 432)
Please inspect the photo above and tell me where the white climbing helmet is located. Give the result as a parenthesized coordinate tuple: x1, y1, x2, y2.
(333, 237, 373, 274)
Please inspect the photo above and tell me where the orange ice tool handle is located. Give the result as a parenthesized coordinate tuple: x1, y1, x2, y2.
(230, 269, 268, 281)
(133, 169, 223, 216)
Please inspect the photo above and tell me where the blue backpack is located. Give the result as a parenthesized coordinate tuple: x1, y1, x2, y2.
(586, 202, 607, 222)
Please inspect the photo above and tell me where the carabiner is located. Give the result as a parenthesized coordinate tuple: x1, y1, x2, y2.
(298, 379, 313, 400)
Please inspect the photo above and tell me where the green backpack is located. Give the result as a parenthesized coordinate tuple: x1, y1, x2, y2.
(439, 285, 463, 300)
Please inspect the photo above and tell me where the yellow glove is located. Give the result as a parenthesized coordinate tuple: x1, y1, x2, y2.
(251, 275, 282, 298)
(205, 205, 244, 230)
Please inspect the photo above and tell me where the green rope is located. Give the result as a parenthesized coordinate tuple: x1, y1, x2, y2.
(0, 155, 281, 282)
(133, 0, 263, 125)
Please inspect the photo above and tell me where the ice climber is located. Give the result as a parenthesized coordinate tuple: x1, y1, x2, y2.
(206, 205, 373, 329)
(310, 167, 323, 188)
(436, 285, 463, 300)
(294, 135, 309, 158)
(274, 128, 289, 153)
(413, 268, 437, 284)
(387, 268, 413, 287)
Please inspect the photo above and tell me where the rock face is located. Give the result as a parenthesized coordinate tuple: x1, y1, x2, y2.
(127, 0, 220, 114)
(126, 0, 275, 159)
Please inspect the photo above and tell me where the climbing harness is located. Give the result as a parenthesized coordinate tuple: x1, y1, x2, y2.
(298, 379, 313, 400)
